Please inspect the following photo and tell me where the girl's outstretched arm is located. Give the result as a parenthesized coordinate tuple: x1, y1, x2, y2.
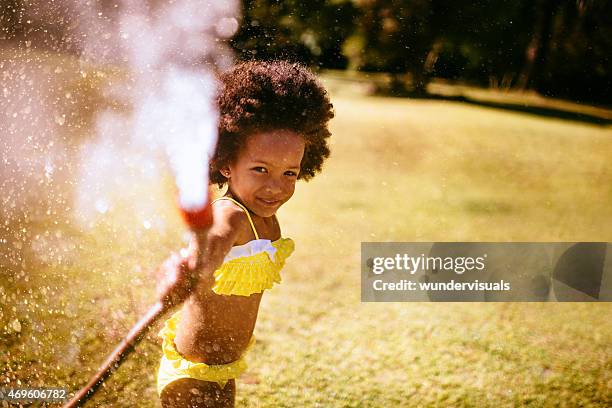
(156, 202, 250, 307)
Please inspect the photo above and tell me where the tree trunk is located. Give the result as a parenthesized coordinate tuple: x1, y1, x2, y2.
(411, 41, 440, 96)
(517, 0, 561, 90)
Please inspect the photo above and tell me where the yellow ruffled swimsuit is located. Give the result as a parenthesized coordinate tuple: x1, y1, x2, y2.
(157, 196, 295, 396)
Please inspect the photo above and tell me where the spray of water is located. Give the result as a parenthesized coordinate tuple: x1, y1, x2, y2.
(74, 0, 240, 222)
(0, 0, 240, 388)
(131, 67, 218, 212)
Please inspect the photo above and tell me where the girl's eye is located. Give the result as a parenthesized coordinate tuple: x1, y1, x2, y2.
(252, 167, 267, 173)
(285, 171, 298, 177)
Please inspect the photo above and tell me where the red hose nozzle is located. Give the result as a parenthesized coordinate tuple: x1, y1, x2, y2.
(179, 202, 213, 230)
(177, 186, 214, 230)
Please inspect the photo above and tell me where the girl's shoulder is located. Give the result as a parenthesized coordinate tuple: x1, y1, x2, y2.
(210, 199, 254, 245)
(211, 198, 281, 244)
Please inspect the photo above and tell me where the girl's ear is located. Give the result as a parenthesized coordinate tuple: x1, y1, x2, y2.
(220, 167, 231, 178)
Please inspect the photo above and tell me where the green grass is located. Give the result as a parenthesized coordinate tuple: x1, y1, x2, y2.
(1, 51, 611, 407)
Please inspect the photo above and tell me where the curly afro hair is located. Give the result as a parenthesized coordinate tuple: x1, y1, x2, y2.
(209, 60, 334, 187)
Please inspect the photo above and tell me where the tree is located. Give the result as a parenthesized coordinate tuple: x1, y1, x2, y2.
(345, 0, 436, 94)
(231, 0, 357, 68)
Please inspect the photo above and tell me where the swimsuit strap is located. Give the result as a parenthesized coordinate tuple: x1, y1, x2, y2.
(211, 196, 260, 240)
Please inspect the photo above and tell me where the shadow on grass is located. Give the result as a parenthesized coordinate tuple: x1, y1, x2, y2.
(378, 88, 612, 127)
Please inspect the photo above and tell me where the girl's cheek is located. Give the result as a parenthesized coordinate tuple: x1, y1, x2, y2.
(285, 181, 297, 195)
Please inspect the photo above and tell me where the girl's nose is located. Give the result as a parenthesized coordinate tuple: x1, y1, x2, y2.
(265, 178, 283, 194)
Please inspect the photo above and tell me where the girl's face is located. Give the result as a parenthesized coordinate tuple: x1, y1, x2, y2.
(222, 130, 306, 218)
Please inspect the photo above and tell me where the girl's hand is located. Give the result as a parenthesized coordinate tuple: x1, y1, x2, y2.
(156, 237, 200, 309)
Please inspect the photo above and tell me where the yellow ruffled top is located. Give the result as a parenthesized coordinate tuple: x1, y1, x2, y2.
(212, 237, 295, 296)
(209, 194, 296, 297)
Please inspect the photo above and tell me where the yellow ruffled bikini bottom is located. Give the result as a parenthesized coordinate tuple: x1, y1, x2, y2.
(156, 310, 256, 397)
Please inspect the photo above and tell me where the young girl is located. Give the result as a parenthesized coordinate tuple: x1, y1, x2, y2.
(155, 60, 334, 407)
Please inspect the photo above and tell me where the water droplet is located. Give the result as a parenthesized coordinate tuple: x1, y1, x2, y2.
(45, 161, 54, 180)
(215, 18, 239, 38)
(11, 319, 21, 333)
(95, 199, 109, 214)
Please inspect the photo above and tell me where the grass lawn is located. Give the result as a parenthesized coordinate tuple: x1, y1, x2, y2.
(1, 50, 611, 407)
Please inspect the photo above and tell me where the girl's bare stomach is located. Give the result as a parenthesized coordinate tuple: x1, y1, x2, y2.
(173, 290, 263, 365)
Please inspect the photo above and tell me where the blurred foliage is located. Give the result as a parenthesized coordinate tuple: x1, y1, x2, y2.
(229, 0, 610, 103)
(0, 0, 610, 103)
(231, 0, 358, 68)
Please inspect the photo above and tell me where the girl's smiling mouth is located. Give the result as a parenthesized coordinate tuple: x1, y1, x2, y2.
(258, 198, 281, 206)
